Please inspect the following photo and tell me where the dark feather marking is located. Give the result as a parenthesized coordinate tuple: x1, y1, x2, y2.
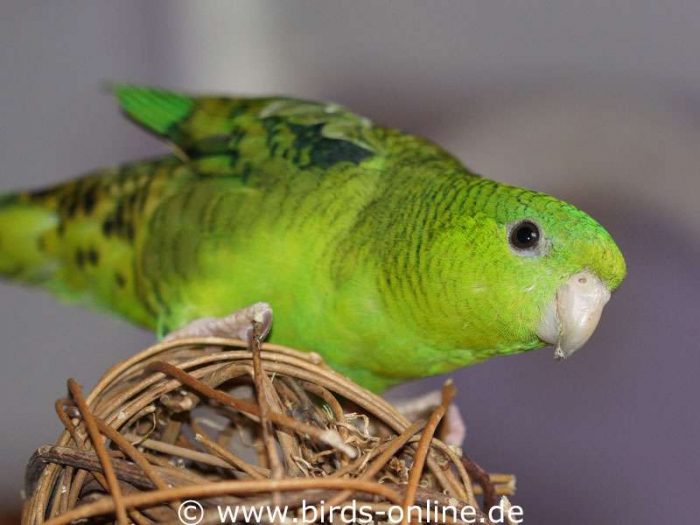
(125, 224, 135, 242)
(287, 123, 372, 169)
(74, 249, 85, 268)
(102, 219, 114, 237)
(87, 247, 99, 266)
(190, 135, 235, 157)
(81, 183, 98, 214)
(228, 127, 246, 149)
(240, 162, 252, 184)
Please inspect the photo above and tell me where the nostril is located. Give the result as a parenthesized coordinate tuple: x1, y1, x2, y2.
(578, 277, 588, 284)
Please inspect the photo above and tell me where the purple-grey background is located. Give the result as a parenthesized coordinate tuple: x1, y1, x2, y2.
(1, 2, 698, 523)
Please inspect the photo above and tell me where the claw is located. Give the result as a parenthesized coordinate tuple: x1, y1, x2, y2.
(163, 302, 273, 342)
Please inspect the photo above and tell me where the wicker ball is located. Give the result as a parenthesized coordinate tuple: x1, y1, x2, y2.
(23, 336, 514, 524)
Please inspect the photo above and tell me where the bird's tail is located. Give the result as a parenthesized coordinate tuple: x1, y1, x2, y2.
(0, 190, 58, 284)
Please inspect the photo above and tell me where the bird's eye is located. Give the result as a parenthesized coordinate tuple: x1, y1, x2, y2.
(509, 220, 541, 251)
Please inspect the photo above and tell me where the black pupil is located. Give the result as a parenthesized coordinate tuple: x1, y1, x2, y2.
(511, 221, 540, 249)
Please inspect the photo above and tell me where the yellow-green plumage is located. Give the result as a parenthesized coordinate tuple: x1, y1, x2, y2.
(0, 86, 626, 391)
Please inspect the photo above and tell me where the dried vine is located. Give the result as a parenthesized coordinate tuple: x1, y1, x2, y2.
(23, 336, 516, 524)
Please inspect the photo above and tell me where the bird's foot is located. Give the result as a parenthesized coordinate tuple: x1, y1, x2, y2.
(391, 389, 466, 447)
(163, 302, 273, 343)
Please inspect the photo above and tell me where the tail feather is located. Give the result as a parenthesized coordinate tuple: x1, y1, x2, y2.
(0, 193, 58, 283)
(0, 159, 179, 329)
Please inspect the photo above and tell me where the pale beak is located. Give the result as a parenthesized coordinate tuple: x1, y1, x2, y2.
(536, 270, 611, 359)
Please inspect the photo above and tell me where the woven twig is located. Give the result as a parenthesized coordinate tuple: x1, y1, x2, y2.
(23, 335, 516, 524)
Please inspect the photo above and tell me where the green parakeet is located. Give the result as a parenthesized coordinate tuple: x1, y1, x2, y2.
(0, 86, 625, 392)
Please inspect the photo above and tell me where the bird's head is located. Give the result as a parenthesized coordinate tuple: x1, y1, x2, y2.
(427, 179, 626, 359)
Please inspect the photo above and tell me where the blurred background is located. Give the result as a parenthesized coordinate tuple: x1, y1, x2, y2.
(1, 1, 698, 523)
